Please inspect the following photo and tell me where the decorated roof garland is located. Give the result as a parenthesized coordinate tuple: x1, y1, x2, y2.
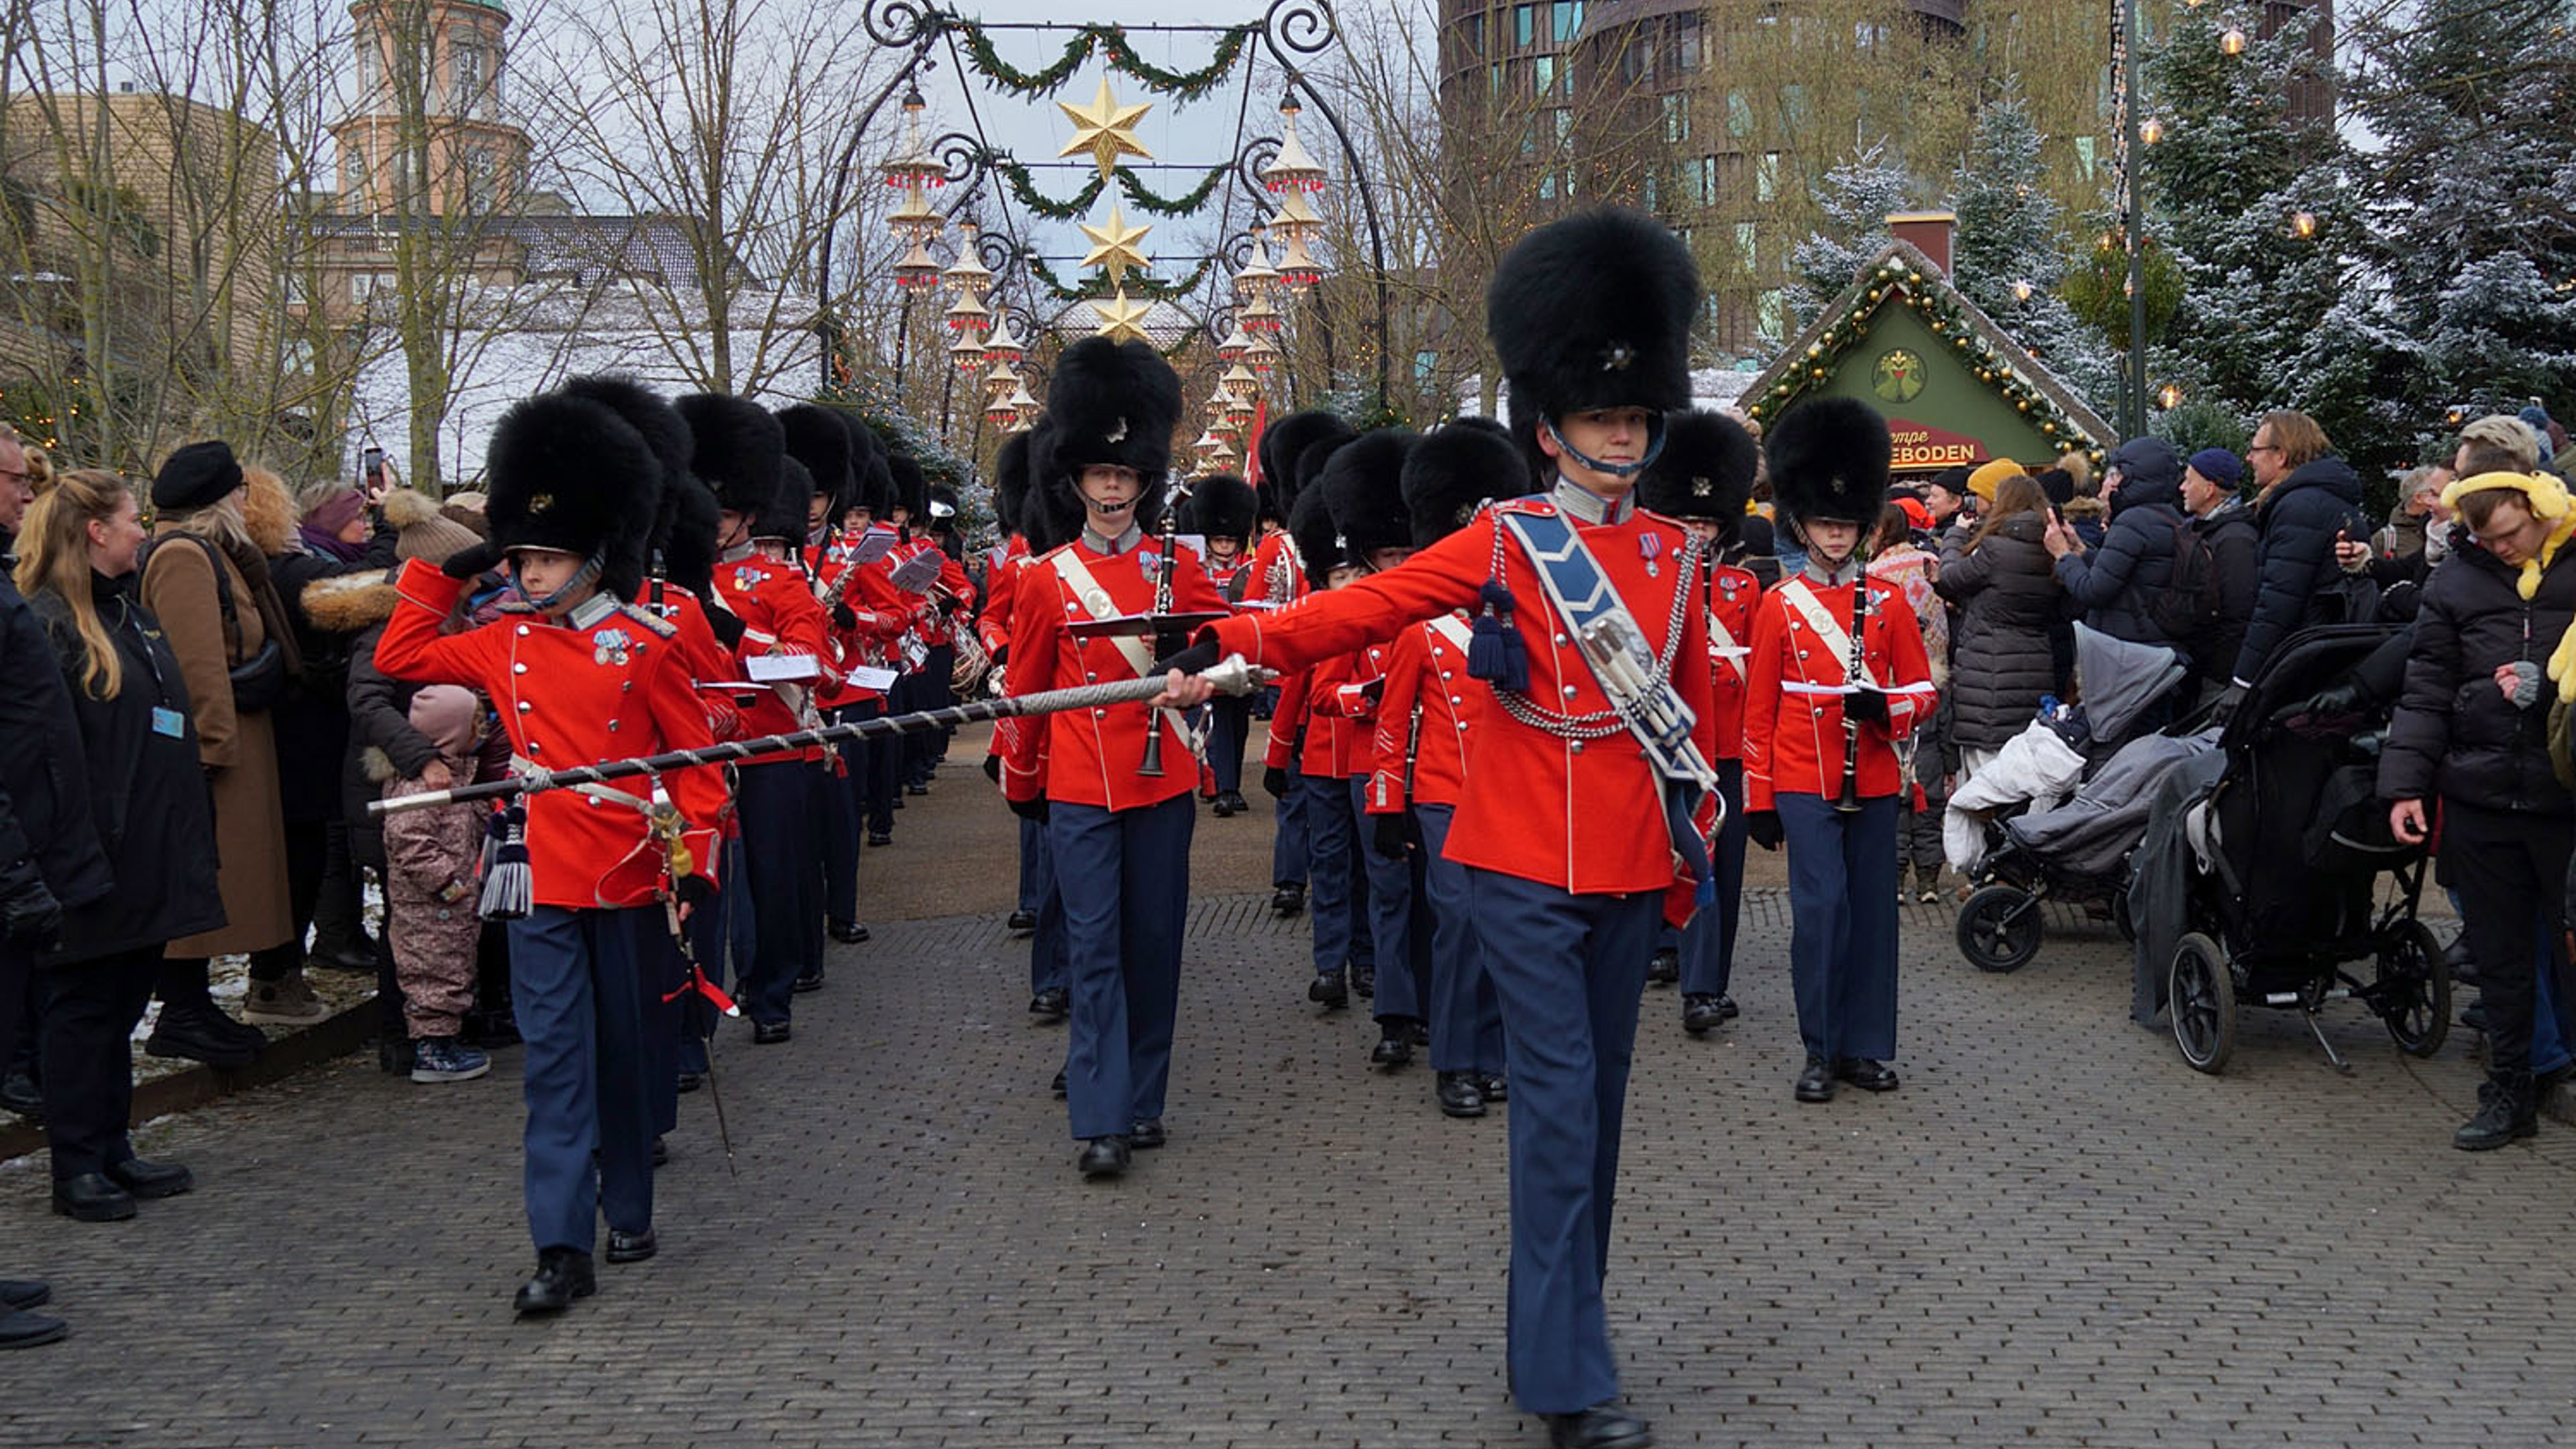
(989, 151, 1234, 221)
(1024, 250, 1217, 303)
(958, 20, 1256, 103)
(1744, 243, 2111, 463)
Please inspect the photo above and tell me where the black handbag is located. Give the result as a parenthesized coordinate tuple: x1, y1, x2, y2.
(144, 534, 290, 713)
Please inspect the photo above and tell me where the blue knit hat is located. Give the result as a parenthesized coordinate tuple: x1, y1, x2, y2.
(2187, 448, 2243, 488)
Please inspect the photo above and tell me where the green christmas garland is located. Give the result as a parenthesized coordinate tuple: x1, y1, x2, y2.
(988, 153, 1234, 222)
(959, 21, 1254, 103)
(1026, 252, 1218, 303)
(1748, 260, 2107, 460)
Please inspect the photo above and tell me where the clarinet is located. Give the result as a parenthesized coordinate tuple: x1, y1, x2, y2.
(1137, 487, 1187, 777)
(1832, 569, 1871, 814)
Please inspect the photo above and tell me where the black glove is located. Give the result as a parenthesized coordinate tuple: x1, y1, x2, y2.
(830, 601, 858, 632)
(1845, 688, 1888, 724)
(0, 856, 63, 949)
(1008, 796, 1050, 824)
(1262, 765, 1290, 800)
(2210, 682, 2248, 727)
(705, 606, 747, 651)
(676, 873, 716, 910)
(1746, 810, 1783, 852)
(1372, 811, 1413, 859)
(981, 754, 1002, 785)
(441, 539, 506, 582)
(1155, 638, 1223, 678)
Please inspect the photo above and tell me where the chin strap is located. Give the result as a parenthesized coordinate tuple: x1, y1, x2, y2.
(1540, 413, 1669, 480)
(508, 549, 606, 614)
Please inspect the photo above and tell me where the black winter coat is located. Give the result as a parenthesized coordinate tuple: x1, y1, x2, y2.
(2182, 497, 2261, 686)
(0, 546, 111, 912)
(268, 529, 394, 824)
(2053, 438, 2183, 645)
(2234, 455, 2369, 684)
(343, 619, 435, 872)
(1938, 513, 2067, 750)
(28, 572, 227, 962)
(2379, 540, 2576, 816)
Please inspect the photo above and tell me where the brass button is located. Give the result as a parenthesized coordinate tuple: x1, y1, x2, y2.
(517, 700, 531, 713)
(1554, 633, 1569, 646)
(1562, 685, 1578, 699)
(1570, 741, 1585, 755)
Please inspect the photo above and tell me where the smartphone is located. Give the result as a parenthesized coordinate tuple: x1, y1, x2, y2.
(362, 445, 384, 490)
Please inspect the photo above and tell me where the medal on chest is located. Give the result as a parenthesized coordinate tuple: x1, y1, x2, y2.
(1640, 531, 1662, 579)
(591, 625, 636, 667)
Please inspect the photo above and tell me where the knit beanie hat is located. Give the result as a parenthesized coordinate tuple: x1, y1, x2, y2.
(305, 487, 366, 537)
(384, 488, 482, 565)
(1966, 458, 2024, 503)
(407, 683, 483, 760)
(2187, 449, 2243, 489)
(152, 439, 244, 512)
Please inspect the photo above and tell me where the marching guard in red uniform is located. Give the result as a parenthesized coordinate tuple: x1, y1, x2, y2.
(1165, 209, 1714, 1449)
(1179, 472, 1259, 816)
(1635, 409, 1765, 1036)
(1740, 396, 1933, 1104)
(1247, 411, 1354, 918)
(998, 336, 1228, 1180)
(374, 390, 724, 1316)
(1270, 483, 1379, 1012)
(982, 425, 1070, 1020)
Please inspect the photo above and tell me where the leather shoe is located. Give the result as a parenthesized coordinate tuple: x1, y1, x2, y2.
(751, 1020, 791, 1045)
(1794, 1057, 1837, 1103)
(792, 968, 826, 993)
(1436, 1071, 1486, 1118)
(1129, 1119, 1167, 1150)
(651, 1136, 668, 1167)
(309, 940, 378, 973)
(1371, 1034, 1413, 1070)
(675, 1071, 704, 1094)
(904, 782, 929, 796)
(51, 1174, 136, 1222)
(1478, 1072, 1507, 1102)
(1006, 909, 1037, 934)
(1218, 790, 1248, 816)
(1646, 947, 1680, 986)
(867, 830, 894, 847)
(1546, 1403, 1654, 1448)
(1077, 1135, 1131, 1179)
(1352, 962, 1375, 999)
(0, 1280, 50, 1311)
(1681, 994, 1728, 1036)
(1270, 883, 1305, 916)
(827, 920, 870, 945)
(1833, 1057, 1900, 1092)
(1714, 994, 1739, 1020)
(143, 1006, 258, 1071)
(1308, 969, 1348, 1009)
(0, 1072, 40, 1121)
(1210, 793, 1236, 817)
(604, 1228, 657, 1265)
(1051, 1067, 1067, 1098)
(1029, 987, 1069, 1020)
(512, 1248, 596, 1315)
(104, 1156, 193, 1200)
(0, 1307, 67, 1349)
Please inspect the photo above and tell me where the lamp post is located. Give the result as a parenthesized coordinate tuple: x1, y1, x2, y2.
(2118, 0, 2149, 439)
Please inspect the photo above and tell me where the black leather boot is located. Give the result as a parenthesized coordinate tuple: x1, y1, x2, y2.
(2455, 1071, 2537, 1150)
(513, 1248, 597, 1315)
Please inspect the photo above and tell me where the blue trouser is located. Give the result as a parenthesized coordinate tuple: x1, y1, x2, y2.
(737, 758, 823, 1028)
(1355, 775, 1430, 1022)
(821, 704, 871, 924)
(861, 715, 900, 837)
(677, 852, 745, 1077)
(505, 905, 656, 1254)
(1780, 792, 1900, 1062)
(1465, 868, 1661, 1415)
(1028, 819, 1067, 996)
(1302, 773, 1363, 977)
(645, 924, 682, 1140)
(2531, 910, 2573, 1075)
(1208, 696, 1251, 795)
(1416, 803, 1507, 1075)
(1051, 794, 1193, 1139)
(1273, 757, 1309, 888)
(1680, 758, 1748, 999)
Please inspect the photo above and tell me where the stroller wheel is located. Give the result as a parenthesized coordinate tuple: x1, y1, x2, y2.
(1956, 885, 2045, 973)
(2168, 932, 2235, 1074)
(2375, 918, 2452, 1059)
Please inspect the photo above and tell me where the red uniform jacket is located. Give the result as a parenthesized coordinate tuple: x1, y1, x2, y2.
(716, 551, 837, 757)
(1703, 559, 1762, 761)
(375, 560, 725, 910)
(809, 535, 905, 708)
(633, 580, 745, 741)
(977, 535, 1030, 657)
(1001, 532, 1230, 810)
(1308, 641, 1392, 780)
(892, 535, 973, 646)
(1740, 571, 1935, 813)
(1209, 492, 1715, 900)
(1368, 614, 1479, 812)
(1244, 529, 1308, 609)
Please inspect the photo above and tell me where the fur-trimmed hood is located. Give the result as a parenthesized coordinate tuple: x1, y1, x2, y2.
(301, 569, 400, 633)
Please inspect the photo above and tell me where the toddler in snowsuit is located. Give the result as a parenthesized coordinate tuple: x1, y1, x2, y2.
(380, 684, 493, 1083)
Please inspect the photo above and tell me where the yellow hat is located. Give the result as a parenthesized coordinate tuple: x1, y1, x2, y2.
(1966, 458, 2025, 503)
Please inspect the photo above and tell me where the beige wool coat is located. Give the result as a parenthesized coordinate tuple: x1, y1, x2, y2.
(142, 523, 294, 958)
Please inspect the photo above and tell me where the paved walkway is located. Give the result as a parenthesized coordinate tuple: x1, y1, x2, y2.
(5, 772, 2574, 1448)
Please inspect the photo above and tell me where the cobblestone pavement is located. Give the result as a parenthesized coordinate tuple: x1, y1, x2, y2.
(5, 765, 2574, 1448)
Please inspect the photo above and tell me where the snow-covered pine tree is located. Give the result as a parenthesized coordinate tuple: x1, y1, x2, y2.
(1946, 93, 2116, 417)
(1787, 144, 1911, 324)
(2347, 0, 2576, 425)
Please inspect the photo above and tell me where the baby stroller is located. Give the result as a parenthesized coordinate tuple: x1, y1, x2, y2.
(2135, 625, 2451, 1073)
(1953, 625, 2200, 973)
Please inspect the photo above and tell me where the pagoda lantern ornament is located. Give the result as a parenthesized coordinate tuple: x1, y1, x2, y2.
(1260, 90, 1327, 195)
(883, 86, 947, 192)
(892, 232, 943, 291)
(982, 311, 1026, 366)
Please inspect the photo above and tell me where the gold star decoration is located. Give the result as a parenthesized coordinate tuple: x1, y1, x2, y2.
(1091, 288, 1154, 344)
(1057, 75, 1152, 180)
(1078, 205, 1153, 288)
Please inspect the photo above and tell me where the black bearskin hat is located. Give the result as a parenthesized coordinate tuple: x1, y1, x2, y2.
(1638, 409, 1759, 526)
(1488, 208, 1699, 465)
(778, 403, 855, 522)
(674, 393, 784, 525)
(993, 430, 1034, 537)
(660, 474, 722, 599)
(763, 457, 816, 542)
(1293, 429, 1352, 506)
(1288, 478, 1346, 592)
(484, 392, 661, 602)
(835, 410, 894, 521)
(558, 374, 698, 592)
(1401, 418, 1534, 547)
(886, 451, 928, 523)
(926, 483, 959, 527)
(1257, 409, 1354, 504)
(1181, 473, 1257, 547)
(1004, 421, 1067, 552)
(1255, 475, 1289, 527)
(1036, 336, 1181, 541)
(1320, 429, 1417, 561)
(1764, 396, 1891, 525)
